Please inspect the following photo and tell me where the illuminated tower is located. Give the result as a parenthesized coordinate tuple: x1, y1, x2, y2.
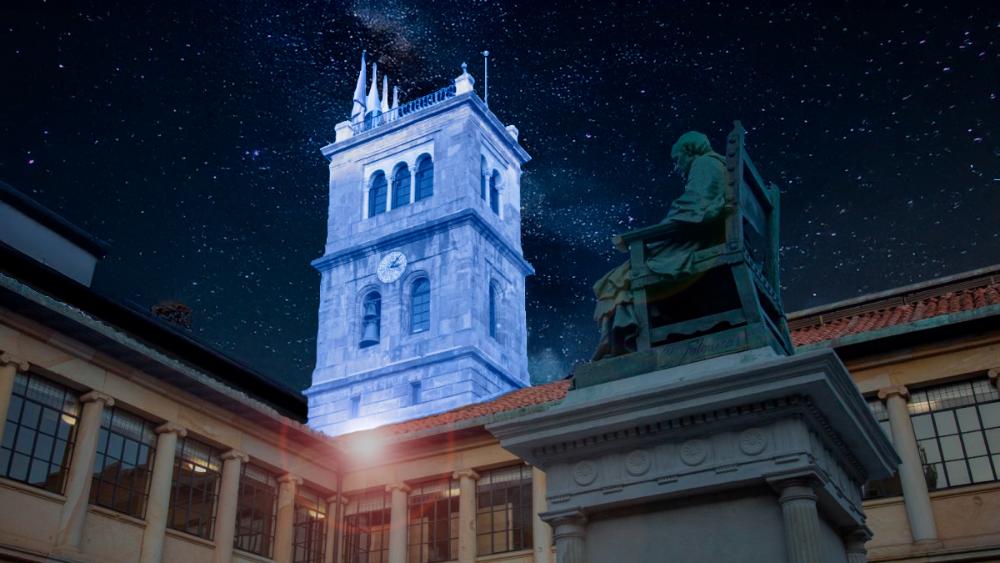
(306, 58, 532, 436)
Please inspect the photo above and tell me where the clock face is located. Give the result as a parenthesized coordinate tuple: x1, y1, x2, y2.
(377, 251, 407, 283)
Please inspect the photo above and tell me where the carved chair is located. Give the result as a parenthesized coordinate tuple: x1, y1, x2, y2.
(617, 121, 793, 358)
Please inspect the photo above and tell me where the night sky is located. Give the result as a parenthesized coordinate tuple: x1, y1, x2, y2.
(2, 1, 998, 390)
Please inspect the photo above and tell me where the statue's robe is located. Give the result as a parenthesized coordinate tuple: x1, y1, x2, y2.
(593, 151, 729, 357)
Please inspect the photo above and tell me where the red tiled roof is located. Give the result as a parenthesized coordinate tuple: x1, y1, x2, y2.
(376, 379, 572, 435)
(789, 274, 1000, 346)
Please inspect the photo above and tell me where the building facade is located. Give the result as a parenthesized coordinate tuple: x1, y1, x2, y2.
(305, 65, 533, 436)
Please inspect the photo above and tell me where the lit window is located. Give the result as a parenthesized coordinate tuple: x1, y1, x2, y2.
(407, 479, 459, 563)
(862, 398, 902, 499)
(168, 437, 223, 539)
(392, 163, 412, 209)
(476, 465, 533, 555)
(235, 464, 278, 557)
(0, 371, 79, 494)
(908, 378, 1000, 490)
(293, 487, 327, 563)
(488, 283, 498, 339)
(91, 405, 157, 518)
(489, 171, 501, 215)
(360, 292, 381, 348)
(410, 278, 430, 333)
(414, 155, 433, 201)
(344, 489, 391, 563)
(369, 171, 388, 217)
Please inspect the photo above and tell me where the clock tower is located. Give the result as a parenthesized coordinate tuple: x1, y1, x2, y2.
(305, 58, 533, 436)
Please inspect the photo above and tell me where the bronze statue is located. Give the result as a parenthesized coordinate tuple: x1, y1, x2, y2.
(592, 131, 729, 360)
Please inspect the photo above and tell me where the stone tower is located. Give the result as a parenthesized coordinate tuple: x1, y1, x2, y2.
(306, 57, 533, 436)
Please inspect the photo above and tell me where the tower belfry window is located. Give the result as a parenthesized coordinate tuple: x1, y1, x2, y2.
(411, 277, 431, 333)
(489, 171, 501, 215)
(360, 292, 381, 348)
(415, 155, 434, 201)
(392, 163, 411, 209)
(368, 172, 388, 217)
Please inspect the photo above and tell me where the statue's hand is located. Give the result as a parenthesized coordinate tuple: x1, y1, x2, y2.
(612, 234, 628, 253)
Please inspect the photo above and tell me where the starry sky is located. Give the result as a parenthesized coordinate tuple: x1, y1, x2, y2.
(2, 1, 998, 390)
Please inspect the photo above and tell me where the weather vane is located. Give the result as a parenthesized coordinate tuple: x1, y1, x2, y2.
(481, 50, 490, 107)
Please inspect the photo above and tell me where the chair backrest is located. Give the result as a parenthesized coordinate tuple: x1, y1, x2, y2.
(725, 121, 782, 304)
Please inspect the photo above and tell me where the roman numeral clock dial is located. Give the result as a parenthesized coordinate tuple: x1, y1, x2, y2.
(377, 250, 407, 283)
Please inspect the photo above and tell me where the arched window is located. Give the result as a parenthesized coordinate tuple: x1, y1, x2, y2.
(414, 155, 434, 201)
(480, 156, 488, 200)
(410, 277, 430, 333)
(359, 291, 381, 348)
(489, 171, 501, 215)
(391, 163, 411, 209)
(488, 282, 498, 339)
(368, 172, 387, 217)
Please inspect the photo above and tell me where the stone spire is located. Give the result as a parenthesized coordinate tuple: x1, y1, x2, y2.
(392, 85, 400, 109)
(380, 74, 390, 113)
(366, 62, 380, 116)
(350, 50, 367, 123)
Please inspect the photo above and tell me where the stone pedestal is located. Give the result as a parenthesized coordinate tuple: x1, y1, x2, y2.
(490, 349, 897, 563)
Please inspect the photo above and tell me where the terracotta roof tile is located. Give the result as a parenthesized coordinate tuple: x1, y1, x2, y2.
(374, 379, 572, 436)
(790, 278, 1000, 347)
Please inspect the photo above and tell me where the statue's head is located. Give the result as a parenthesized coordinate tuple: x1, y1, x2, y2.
(670, 131, 713, 178)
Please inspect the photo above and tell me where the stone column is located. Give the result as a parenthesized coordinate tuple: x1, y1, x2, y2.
(0, 353, 28, 439)
(139, 422, 187, 563)
(213, 449, 248, 563)
(274, 474, 301, 563)
(878, 385, 938, 541)
(532, 467, 553, 563)
(776, 479, 824, 563)
(52, 391, 114, 555)
(844, 527, 872, 563)
(453, 469, 479, 563)
(385, 482, 411, 563)
(546, 509, 586, 563)
(324, 494, 347, 563)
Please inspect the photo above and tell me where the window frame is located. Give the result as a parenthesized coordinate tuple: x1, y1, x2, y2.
(414, 155, 434, 201)
(344, 489, 392, 563)
(410, 277, 431, 334)
(168, 436, 223, 540)
(90, 404, 158, 518)
(406, 478, 459, 563)
(368, 171, 388, 218)
(488, 282, 499, 339)
(234, 463, 279, 557)
(293, 487, 328, 563)
(392, 163, 412, 210)
(476, 465, 533, 556)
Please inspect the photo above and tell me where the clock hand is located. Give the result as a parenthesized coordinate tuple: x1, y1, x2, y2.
(390, 257, 400, 268)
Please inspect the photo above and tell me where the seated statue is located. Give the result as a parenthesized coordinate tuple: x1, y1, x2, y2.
(592, 131, 730, 360)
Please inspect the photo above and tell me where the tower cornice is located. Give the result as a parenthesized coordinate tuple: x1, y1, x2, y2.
(311, 208, 535, 276)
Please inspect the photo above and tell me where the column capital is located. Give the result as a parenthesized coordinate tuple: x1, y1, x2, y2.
(385, 482, 411, 494)
(221, 449, 249, 463)
(988, 367, 999, 388)
(542, 508, 587, 529)
(155, 422, 187, 437)
(452, 469, 480, 481)
(0, 352, 29, 371)
(278, 473, 303, 486)
(80, 390, 115, 407)
(326, 493, 350, 506)
(877, 384, 909, 402)
(844, 526, 872, 551)
(774, 478, 819, 505)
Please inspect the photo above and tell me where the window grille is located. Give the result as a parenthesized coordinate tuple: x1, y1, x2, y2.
(476, 465, 533, 555)
(489, 172, 500, 215)
(862, 398, 902, 499)
(411, 278, 430, 333)
(344, 489, 391, 563)
(0, 371, 79, 494)
(369, 172, 388, 217)
(168, 437, 223, 539)
(90, 405, 157, 518)
(293, 487, 327, 563)
(235, 464, 278, 557)
(415, 156, 433, 201)
(392, 164, 412, 209)
(907, 378, 1000, 490)
(407, 479, 459, 563)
